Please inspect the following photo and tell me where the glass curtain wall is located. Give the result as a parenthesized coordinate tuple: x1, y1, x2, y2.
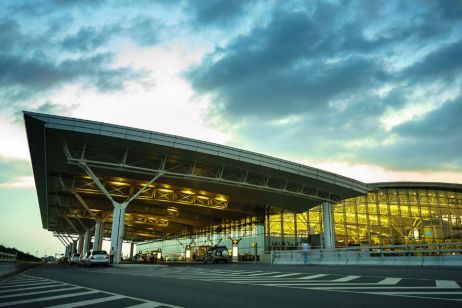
(138, 186, 462, 257)
(138, 216, 266, 260)
(267, 187, 462, 248)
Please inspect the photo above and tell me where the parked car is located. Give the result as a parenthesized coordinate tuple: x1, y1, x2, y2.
(69, 253, 80, 265)
(80, 250, 109, 267)
(204, 246, 229, 263)
(164, 254, 179, 262)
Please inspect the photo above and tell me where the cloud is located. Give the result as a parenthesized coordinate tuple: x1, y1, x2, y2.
(0, 19, 21, 52)
(0, 53, 142, 104)
(394, 95, 462, 140)
(186, 0, 462, 173)
(5, 0, 107, 17)
(403, 39, 462, 82)
(0, 157, 33, 189)
(126, 17, 162, 46)
(187, 6, 392, 119)
(186, 0, 252, 28)
(60, 16, 164, 52)
(61, 25, 121, 52)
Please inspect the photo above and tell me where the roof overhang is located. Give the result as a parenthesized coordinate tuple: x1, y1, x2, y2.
(24, 111, 374, 242)
(371, 182, 462, 193)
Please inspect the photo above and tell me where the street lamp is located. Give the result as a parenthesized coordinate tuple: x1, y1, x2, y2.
(44, 247, 52, 257)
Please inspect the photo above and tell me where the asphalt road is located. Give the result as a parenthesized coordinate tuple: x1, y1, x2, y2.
(1, 263, 462, 307)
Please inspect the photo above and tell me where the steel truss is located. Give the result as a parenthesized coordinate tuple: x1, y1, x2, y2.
(63, 142, 340, 204)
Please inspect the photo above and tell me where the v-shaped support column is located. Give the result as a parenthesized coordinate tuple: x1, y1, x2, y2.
(80, 163, 164, 264)
(110, 201, 127, 263)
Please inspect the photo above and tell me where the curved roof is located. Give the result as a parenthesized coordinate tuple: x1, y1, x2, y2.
(371, 182, 462, 193)
(24, 111, 374, 241)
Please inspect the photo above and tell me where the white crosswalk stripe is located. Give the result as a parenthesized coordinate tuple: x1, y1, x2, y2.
(0, 274, 182, 307)
(377, 277, 402, 285)
(332, 275, 360, 282)
(95, 266, 462, 302)
(0, 286, 81, 299)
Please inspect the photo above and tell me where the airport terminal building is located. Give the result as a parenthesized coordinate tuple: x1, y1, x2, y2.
(24, 112, 462, 264)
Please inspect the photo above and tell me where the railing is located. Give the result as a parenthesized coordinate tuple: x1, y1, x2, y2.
(271, 242, 462, 266)
(0, 252, 17, 277)
(0, 252, 17, 262)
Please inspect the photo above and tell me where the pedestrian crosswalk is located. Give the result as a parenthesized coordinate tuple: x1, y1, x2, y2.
(96, 267, 462, 302)
(0, 274, 181, 307)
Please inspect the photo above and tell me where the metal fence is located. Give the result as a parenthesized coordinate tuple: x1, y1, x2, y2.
(0, 252, 17, 277)
(271, 242, 462, 266)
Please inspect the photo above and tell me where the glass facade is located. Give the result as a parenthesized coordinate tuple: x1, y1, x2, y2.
(268, 186, 462, 248)
(138, 184, 462, 257)
(138, 216, 266, 261)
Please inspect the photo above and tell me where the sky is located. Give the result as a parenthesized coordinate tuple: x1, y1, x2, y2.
(1, 0, 462, 257)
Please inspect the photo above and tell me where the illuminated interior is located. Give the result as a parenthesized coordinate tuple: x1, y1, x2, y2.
(139, 185, 462, 259)
(267, 187, 462, 247)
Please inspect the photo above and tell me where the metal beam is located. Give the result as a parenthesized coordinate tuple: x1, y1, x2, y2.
(64, 151, 335, 203)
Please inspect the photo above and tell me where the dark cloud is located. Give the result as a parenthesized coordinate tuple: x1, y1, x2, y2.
(0, 19, 21, 52)
(186, 0, 252, 28)
(12, 100, 78, 123)
(61, 25, 120, 51)
(394, 96, 462, 140)
(127, 17, 161, 46)
(403, 39, 462, 82)
(187, 0, 462, 172)
(0, 53, 135, 91)
(5, 0, 107, 16)
(187, 7, 391, 119)
(0, 52, 143, 107)
(430, 0, 462, 21)
(60, 16, 162, 51)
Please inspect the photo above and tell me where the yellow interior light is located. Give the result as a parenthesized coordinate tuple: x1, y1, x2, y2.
(181, 190, 195, 195)
(110, 181, 129, 186)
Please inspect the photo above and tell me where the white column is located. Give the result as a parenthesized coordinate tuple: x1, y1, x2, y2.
(83, 229, 91, 255)
(65, 245, 70, 259)
(77, 234, 84, 254)
(322, 201, 335, 249)
(110, 202, 128, 264)
(70, 240, 77, 256)
(94, 219, 105, 251)
(255, 224, 264, 255)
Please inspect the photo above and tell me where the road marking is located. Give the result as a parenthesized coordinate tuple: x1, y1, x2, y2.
(377, 277, 402, 285)
(126, 302, 170, 307)
(361, 291, 462, 302)
(367, 291, 462, 295)
(0, 286, 81, 299)
(435, 280, 460, 289)
(308, 286, 459, 290)
(16, 274, 183, 308)
(246, 272, 281, 276)
(332, 275, 360, 282)
(228, 271, 264, 275)
(0, 281, 60, 290)
(0, 290, 99, 307)
(0, 283, 66, 293)
(46, 294, 125, 307)
(272, 273, 302, 278)
(2, 278, 46, 285)
(297, 274, 329, 280)
(91, 267, 462, 302)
